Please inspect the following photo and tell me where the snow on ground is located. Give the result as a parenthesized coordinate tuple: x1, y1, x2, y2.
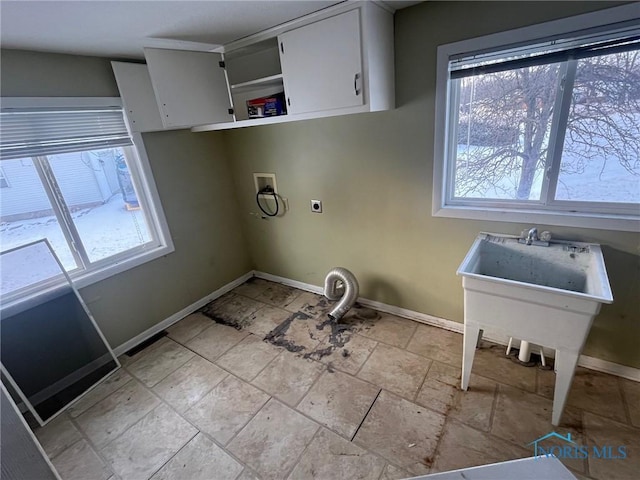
(0, 241, 66, 296)
(455, 145, 640, 202)
(0, 193, 151, 273)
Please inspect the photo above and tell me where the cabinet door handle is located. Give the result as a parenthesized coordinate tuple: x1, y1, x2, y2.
(354, 73, 361, 96)
(280, 42, 284, 54)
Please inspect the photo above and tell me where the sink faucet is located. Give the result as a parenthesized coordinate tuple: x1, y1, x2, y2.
(518, 227, 551, 246)
(526, 227, 538, 245)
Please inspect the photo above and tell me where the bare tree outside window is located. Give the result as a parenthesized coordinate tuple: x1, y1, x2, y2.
(559, 51, 640, 203)
(453, 50, 640, 204)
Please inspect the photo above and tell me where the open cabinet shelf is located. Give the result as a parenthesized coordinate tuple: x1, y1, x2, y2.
(230, 73, 284, 93)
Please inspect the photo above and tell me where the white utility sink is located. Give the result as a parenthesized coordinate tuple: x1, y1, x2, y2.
(457, 233, 613, 425)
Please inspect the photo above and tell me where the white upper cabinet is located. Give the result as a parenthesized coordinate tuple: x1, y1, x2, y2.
(144, 48, 233, 128)
(278, 10, 363, 115)
(112, 2, 395, 132)
(111, 62, 165, 133)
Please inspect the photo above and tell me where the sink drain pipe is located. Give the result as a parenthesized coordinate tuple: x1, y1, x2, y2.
(506, 337, 546, 366)
(324, 267, 359, 321)
(518, 340, 532, 362)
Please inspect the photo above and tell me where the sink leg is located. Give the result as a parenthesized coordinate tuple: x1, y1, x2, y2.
(552, 350, 579, 426)
(461, 323, 481, 391)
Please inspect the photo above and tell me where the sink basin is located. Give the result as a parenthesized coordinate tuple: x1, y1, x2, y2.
(456, 233, 613, 426)
(458, 233, 613, 302)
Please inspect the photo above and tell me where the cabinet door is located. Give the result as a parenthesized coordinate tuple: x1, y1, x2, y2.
(111, 62, 165, 132)
(144, 48, 233, 128)
(279, 9, 363, 115)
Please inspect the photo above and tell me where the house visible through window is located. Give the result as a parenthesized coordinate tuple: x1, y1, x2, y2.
(0, 99, 173, 293)
(433, 6, 640, 231)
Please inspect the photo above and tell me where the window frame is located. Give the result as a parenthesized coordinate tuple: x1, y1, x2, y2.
(0, 97, 174, 293)
(0, 166, 9, 188)
(432, 4, 640, 232)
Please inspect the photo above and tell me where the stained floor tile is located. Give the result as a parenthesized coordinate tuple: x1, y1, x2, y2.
(283, 291, 333, 317)
(232, 278, 271, 299)
(245, 305, 291, 337)
(252, 351, 324, 406)
(75, 380, 159, 448)
(265, 311, 325, 352)
(470, 344, 537, 393)
(621, 378, 640, 427)
(254, 282, 301, 307)
(201, 293, 265, 329)
(354, 390, 446, 476)
(537, 366, 556, 399)
(167, 313, 213, 344)
(357, 343, 430, 399)
(583, 412, 640, 480)
(426, 361, 461, 387)
(357, 313, 418, 348)
(186, 323, 248, 362)
(415, 377, 458, 415)
(151, 433, 243, 480)
(35, 414, 82, 459)
(288, 428, 385, 480)
(406, 325, 463, 367)
(567, 367, 627, 423)
(310, 333, 378, 375)
(127, 338, 195, 387)
(491, 384, 586, 472)
(185, 375, 269, 445)
(431, 421, 529, 473)
(101, 404, 196, 479)
(227, 399, 319, 480)
(216, 335, 280, 381)
(153, 356, 227, 413)
(297, 370, 380, 438)
(51, 439, 112, 480)
(201, 291, 235, 310)
(449, 373, 496, 431)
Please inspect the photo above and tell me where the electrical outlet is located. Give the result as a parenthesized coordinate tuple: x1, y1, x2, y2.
(311, 200, 322, 213)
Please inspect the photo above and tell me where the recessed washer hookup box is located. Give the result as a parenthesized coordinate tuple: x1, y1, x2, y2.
(247, 92, 287, 118)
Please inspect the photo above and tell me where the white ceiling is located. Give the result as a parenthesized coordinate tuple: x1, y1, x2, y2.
(0, 1, 421, 60)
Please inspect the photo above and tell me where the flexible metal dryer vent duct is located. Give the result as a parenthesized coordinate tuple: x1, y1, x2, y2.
(324, 267, 359, 321)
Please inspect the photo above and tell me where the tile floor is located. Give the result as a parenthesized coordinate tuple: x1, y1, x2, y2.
(34, 278, 639, 480)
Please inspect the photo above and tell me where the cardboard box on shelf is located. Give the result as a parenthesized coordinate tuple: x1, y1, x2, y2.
(247, 92, 287, 118)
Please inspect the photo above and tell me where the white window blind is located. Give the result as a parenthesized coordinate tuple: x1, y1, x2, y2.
(450, 24, 640, 80)
(0, 107, 132, 160)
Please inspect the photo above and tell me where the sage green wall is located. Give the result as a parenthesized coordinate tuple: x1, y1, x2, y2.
(223, 2, 640, 368)
(1, 49, 252, 349)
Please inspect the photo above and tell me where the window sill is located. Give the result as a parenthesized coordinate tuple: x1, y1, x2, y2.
(433, 204, 640, 232)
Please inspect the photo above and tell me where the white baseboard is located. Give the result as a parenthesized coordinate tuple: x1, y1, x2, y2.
(253, 271, 640, 383)
(255, 271, 324, 295)
(112, 271, 253, 357)
(577, 355, 640, 382)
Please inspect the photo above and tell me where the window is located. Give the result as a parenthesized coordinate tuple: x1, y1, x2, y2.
(0, 98, 173, 292)
(433, 5, 640, 231)
(0, 167, 9, 188)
